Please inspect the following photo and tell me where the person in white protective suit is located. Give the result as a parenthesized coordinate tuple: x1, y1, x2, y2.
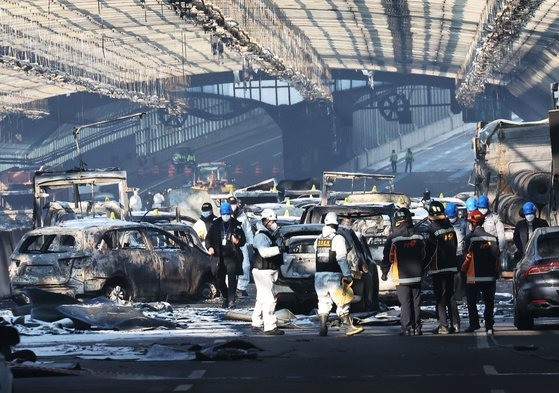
(251, 209, 285, 335)
(314, 212, 364, 337)
(129, 190, 143, 212)
(228, 196, 254, 298)
(152, 192, 165, 209)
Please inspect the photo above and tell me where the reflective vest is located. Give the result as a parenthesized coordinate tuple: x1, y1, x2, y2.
(315, 233, 342, 273)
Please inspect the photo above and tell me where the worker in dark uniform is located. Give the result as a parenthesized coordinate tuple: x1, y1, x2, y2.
(206, 202, 246, 309)
(426, 201, 460, 334)
(513, 201, 548, 261)
(461, 210, 500, 334)
(381, 208, 427, 336)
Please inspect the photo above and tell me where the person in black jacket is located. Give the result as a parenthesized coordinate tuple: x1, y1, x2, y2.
(461, 210, 500, 334)
(205, 202, 246, 308)
(381, 208, 427, 336)
(513, 202, 548, 261)
(425, 201, 460, 334)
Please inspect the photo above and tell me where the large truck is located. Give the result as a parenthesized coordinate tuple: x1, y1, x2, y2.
(473, 119, 551, 225)
(472, 118, 553, 271)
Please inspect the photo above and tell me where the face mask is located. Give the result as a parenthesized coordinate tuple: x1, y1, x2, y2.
(526, 214, 535, 222)
(231, 205, 238, 212)
(222, 214, 231, 222)
(449, 217, 457, 224)
(268, 222, 278, 232)
(201, 211, 212, 218)
(479, 208, 489, 215)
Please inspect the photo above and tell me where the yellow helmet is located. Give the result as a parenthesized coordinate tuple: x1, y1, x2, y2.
(332, 278, 354, 306)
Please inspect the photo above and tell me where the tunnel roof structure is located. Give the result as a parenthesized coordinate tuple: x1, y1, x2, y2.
(1, 0, 558, 117)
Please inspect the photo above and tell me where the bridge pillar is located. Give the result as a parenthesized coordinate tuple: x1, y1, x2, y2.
(272, 101, 342, 179)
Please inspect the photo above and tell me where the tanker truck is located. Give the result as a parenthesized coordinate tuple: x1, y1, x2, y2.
(472, 118, 551, 270)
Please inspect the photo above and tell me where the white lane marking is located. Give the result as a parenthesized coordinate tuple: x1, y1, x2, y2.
(483, 365, 499, 375)
(476, 331, 490, 349)
(173, 384, 192, 391)
(188, 370, 206, 380)
(217, 136, 282, 161)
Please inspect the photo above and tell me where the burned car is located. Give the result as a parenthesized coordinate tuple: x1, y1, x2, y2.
(273, 224, 379, 313)
(9, 219, 216, 303)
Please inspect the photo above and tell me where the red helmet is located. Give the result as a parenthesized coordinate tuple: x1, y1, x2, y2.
(467, 209, 485, 224)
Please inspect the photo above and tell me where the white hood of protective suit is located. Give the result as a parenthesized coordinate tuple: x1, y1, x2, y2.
(322, 225, 337, 237)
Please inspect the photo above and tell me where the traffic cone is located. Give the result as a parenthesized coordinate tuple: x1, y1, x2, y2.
(311, 184, 317, 191)
(371, 185, 377, 193)
(109, 212, 116, 220)
(344, 197, 349, 204)
(284, 209, 290, 217)
(154, 208, 159, 216)
(286, 198, 291, 206)
(272, 185, 277, 192)
(439, 193, 445, 198)
(397, 197, 404, 207)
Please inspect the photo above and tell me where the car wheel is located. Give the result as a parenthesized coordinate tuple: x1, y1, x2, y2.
(514, 293, 534, 330)
(198, 280, 218, 300)
(103, 279, 132, 304)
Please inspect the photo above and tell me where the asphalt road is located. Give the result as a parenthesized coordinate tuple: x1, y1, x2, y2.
(11, 283, 559, 393)
(373, 130, 475, 197)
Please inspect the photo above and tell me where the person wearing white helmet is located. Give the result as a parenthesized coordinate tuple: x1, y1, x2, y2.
(314, 211, 364, 337)
(251, 208, 285, 335)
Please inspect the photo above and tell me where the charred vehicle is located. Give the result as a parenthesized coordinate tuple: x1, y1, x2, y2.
(273, 224, 379, 313)
(33, 168, 131, 228)
(9, 219, 216, 303)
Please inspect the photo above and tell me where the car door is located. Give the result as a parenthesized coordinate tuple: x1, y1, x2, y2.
(113, 228, 161, 300)
(145, 228, 194, 300)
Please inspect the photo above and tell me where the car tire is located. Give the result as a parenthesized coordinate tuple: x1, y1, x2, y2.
(514, 293, 534, 330)
(198, 280, 218, 300)
(103, 279, 132, 303)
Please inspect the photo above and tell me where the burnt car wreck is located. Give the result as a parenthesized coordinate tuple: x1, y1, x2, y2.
(9, 219, 216, 303)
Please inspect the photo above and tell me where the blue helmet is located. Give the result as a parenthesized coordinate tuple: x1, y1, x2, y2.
(523, 202, 536, 215)
(478, 195, 490, 209)
(466, 197, 477, 212)
(445, 202, 458, 217)
(220, 202, 233, 215)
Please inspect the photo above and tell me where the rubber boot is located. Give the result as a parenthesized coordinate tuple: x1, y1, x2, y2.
(318, 314, 328, 337)
(340, 314, 364, 336)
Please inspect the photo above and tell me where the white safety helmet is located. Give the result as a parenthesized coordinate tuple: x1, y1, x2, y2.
(324, 211, 338, 226)
(261, 208, 277, 221)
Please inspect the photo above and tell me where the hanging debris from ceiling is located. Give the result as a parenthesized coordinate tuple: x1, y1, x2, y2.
(166, 0, 332, 101)
(455, 0, 545, 107)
